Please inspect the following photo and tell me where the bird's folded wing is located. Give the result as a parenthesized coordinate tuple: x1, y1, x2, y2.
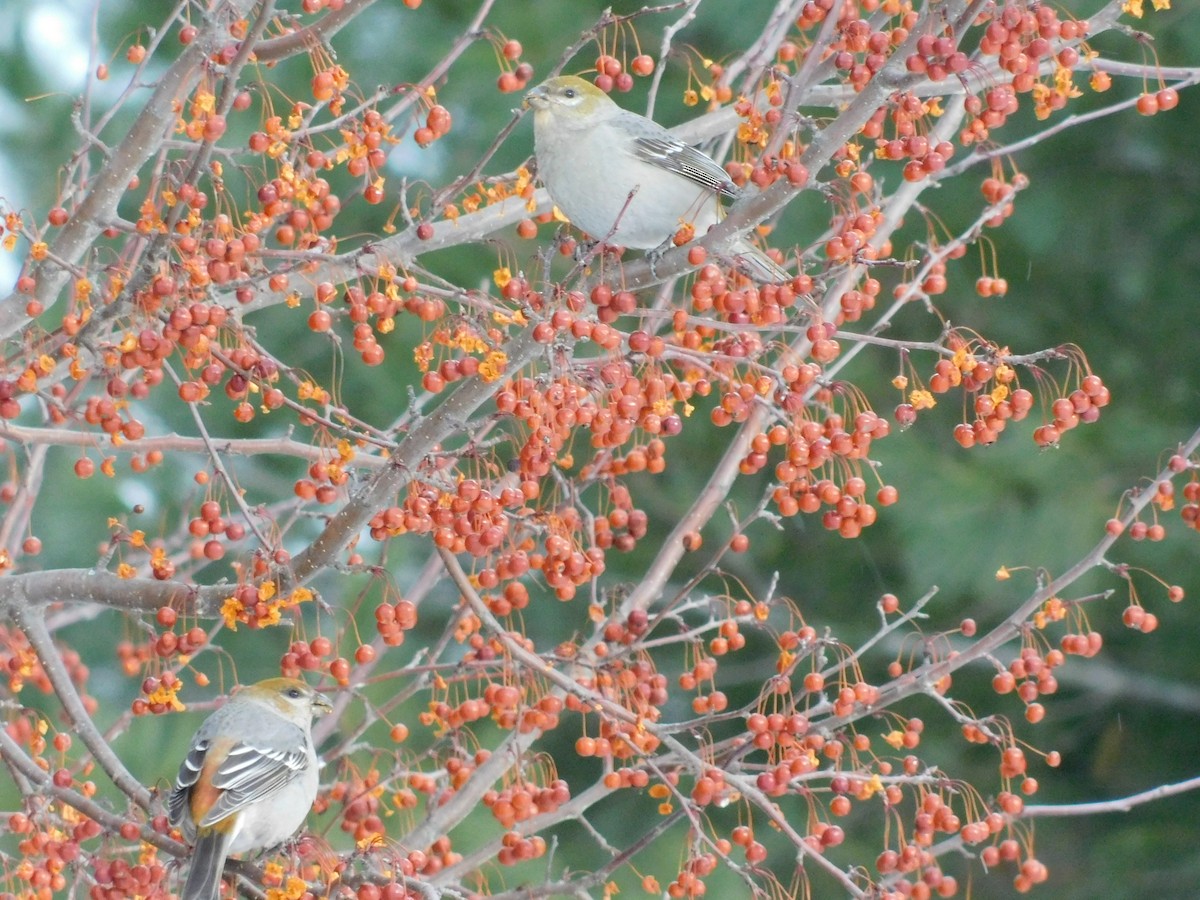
(633, 135, 739, 200)
(197, 741, 308, 827)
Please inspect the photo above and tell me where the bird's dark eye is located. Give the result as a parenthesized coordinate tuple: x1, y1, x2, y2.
(286, 687, 302, 698)
(563, 89, 576, 99)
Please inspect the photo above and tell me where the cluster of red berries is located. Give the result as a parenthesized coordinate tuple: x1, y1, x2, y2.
(89, 853, 168, 900)
(73, 399, 140, 455)
(1032, 375, 1111, 447)
(7, 807, 101, 896)
(570, 662, 667, 757)
(299, 0, 349, 13)
(495, 39, 534, 93)
(595, 656, 669, 719)
(521, 531, 604, 602)
(746, 710, 811, 751)
(413, 104, 452, 148)
(824, 9, 916, 91)
(979, 173, 1023, 227)
(132, 671, 182, 716)
(351, 882, 429, 900)
(980, 6, 1086, 77)
(824, 202, 886, 266)
(483, 778, 570, 829)
(990, 646, 1066, 725)
(278, 635, 357, 684)
(952, 384, 1033, 448)
(684, 263, 802, 325)
(185, 498, 247, 563)
(752, 400, 897, 536)
(482, 580, 530, 617)
(149, 606, 208, 659)
(2, 629, 82, 698)
(1059, 629, 1104, 658)
(905, 33, 971, 81)
(1135, 87, 1181, 117)
(177, 221, 263, 292)
(373, 598, 418, 647)
(1180, 477, 1200, 532)
(330, 770, 386, 843)
(570, 713, 662, 759)
(588, 52, 656, 94)
(369, 479, 515, 557)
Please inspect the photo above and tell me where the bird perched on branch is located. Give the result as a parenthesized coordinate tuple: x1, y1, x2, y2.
(525, 74, 788, 283)
(168, 678, 332, 900)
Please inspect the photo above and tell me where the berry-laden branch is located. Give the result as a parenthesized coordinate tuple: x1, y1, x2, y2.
(823, 423, 1200, 736)
(13, 608, 152, 809)
(433, 545, 868, 896)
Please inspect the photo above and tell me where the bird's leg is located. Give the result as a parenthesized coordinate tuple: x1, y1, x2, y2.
(645, 235, 678, 279)
(573, 237, 599, 264)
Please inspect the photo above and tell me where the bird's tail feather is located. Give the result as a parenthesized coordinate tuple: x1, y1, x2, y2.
(181, 830, 231, 900)
(731, 239, 790, 283)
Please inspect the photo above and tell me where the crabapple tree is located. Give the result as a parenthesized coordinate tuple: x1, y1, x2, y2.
(0, 1, 1198, 899)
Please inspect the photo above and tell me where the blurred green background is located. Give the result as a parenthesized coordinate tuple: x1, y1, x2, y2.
(1, 1, 1198, 897)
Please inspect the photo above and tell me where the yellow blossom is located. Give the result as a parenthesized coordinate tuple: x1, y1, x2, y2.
(258, 604, 283, 627)
(515, 165, 533, 194)
(220, 596, 244, 630)
(860, 773, 884, 798)
(265, 875, 309, 900)
(147, 679, 186, 712)
(1121, 0, 1169, 16)
(190, 90, 216, 117)
(479, 350, 508, 383)
(909, 389, 936, 411)
(289, 587, 314, 605)
(413, 341, 433, 373)
(492, 309, 528, 326)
